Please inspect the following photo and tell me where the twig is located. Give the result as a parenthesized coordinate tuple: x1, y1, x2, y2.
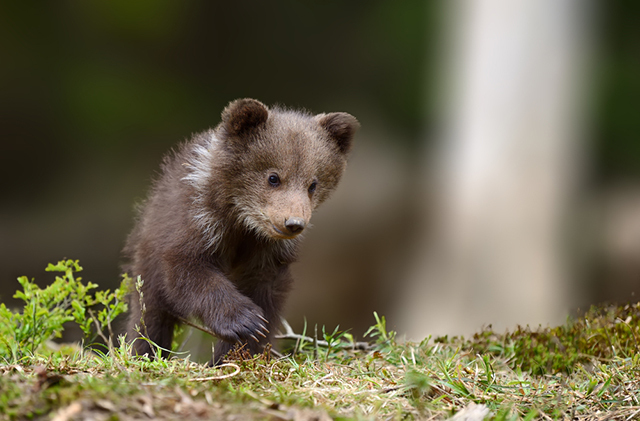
(189, 363, 241, 381)
(626, 408, 640, 421)
(275, 318, 373, 350)
(177, 316, 217, 337)
(88, 309, 112, 350)
(314, 324, 318, 360)
(176, 315, 372, 352)
(380, 385, 404, 394)
(275, 318, 329, 347)
(271, 349, 284, 359)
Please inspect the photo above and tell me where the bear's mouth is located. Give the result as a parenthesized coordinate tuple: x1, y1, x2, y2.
(270, 224, 301, 240)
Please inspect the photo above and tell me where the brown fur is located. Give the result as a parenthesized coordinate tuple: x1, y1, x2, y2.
(123, 98, 358, 363)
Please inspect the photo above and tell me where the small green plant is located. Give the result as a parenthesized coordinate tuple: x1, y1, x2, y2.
(364, 311, 397, 350)
(321, 324, 348, 361)
(0, 259, 128, 362)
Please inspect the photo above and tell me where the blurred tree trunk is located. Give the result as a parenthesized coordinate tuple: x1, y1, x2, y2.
(398, 0, 592, 338)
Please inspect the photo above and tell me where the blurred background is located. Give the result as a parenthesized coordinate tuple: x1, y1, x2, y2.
(1, 1, 639, 350)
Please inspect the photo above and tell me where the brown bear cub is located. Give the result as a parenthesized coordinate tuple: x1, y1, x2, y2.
(124, 98, 359, 363)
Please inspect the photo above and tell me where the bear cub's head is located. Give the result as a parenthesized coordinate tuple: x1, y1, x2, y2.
(208, 98, 359, 241)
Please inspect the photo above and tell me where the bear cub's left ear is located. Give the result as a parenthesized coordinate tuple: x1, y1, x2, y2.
(316, 112, 360, 155)
(221, 98, 269, 137)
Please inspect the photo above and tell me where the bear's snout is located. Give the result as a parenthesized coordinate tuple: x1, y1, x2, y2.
(266, 194, 310, 239)
(284, 217, 306, 235)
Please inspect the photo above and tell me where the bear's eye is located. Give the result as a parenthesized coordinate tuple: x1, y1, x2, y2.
(268, 173, 281, 187)
(308, 181, 317, 194)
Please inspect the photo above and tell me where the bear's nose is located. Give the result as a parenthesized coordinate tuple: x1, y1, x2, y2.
(284, 217, 306, 234)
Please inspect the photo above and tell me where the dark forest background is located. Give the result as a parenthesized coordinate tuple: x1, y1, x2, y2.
(0, 1, 638, 342)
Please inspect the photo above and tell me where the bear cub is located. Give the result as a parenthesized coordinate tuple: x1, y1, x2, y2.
(124, 98, 359, 363)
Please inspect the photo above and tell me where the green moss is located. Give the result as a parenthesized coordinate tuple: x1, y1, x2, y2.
(469, 303, 640, 375)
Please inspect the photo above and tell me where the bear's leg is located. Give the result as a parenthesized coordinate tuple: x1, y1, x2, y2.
(128, 292, 177, 359)
(209, 268, 294, 364)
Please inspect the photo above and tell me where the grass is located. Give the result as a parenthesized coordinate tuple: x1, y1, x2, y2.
(2, 262, 640, 420)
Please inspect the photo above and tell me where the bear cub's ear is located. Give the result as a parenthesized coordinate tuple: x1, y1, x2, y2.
(221, 98, 269, 136)
(317, 112, 360, 155)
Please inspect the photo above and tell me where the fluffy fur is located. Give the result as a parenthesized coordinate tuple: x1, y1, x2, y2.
(124, 98, 358, 363)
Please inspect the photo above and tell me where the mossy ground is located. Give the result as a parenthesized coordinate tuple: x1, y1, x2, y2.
(3, 304, 640, 421)
(2, 263, 640, 420)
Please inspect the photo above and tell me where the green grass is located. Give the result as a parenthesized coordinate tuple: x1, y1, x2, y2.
(2, 261, 640, 420)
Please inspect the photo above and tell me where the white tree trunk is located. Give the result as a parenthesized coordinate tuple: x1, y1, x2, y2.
(398, 0, 591, 338)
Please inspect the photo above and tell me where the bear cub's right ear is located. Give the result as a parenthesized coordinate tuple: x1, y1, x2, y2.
(221, 98, 269, 137)
(317, 112, 360, 155)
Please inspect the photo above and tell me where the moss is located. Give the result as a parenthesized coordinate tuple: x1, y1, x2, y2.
(469, 303, 640, 375)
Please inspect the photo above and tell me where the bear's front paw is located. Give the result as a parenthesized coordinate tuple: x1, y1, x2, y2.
(209, 299, 270, 344)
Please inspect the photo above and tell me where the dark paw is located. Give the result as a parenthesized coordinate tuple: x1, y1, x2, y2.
(210, 301, 270, 344)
